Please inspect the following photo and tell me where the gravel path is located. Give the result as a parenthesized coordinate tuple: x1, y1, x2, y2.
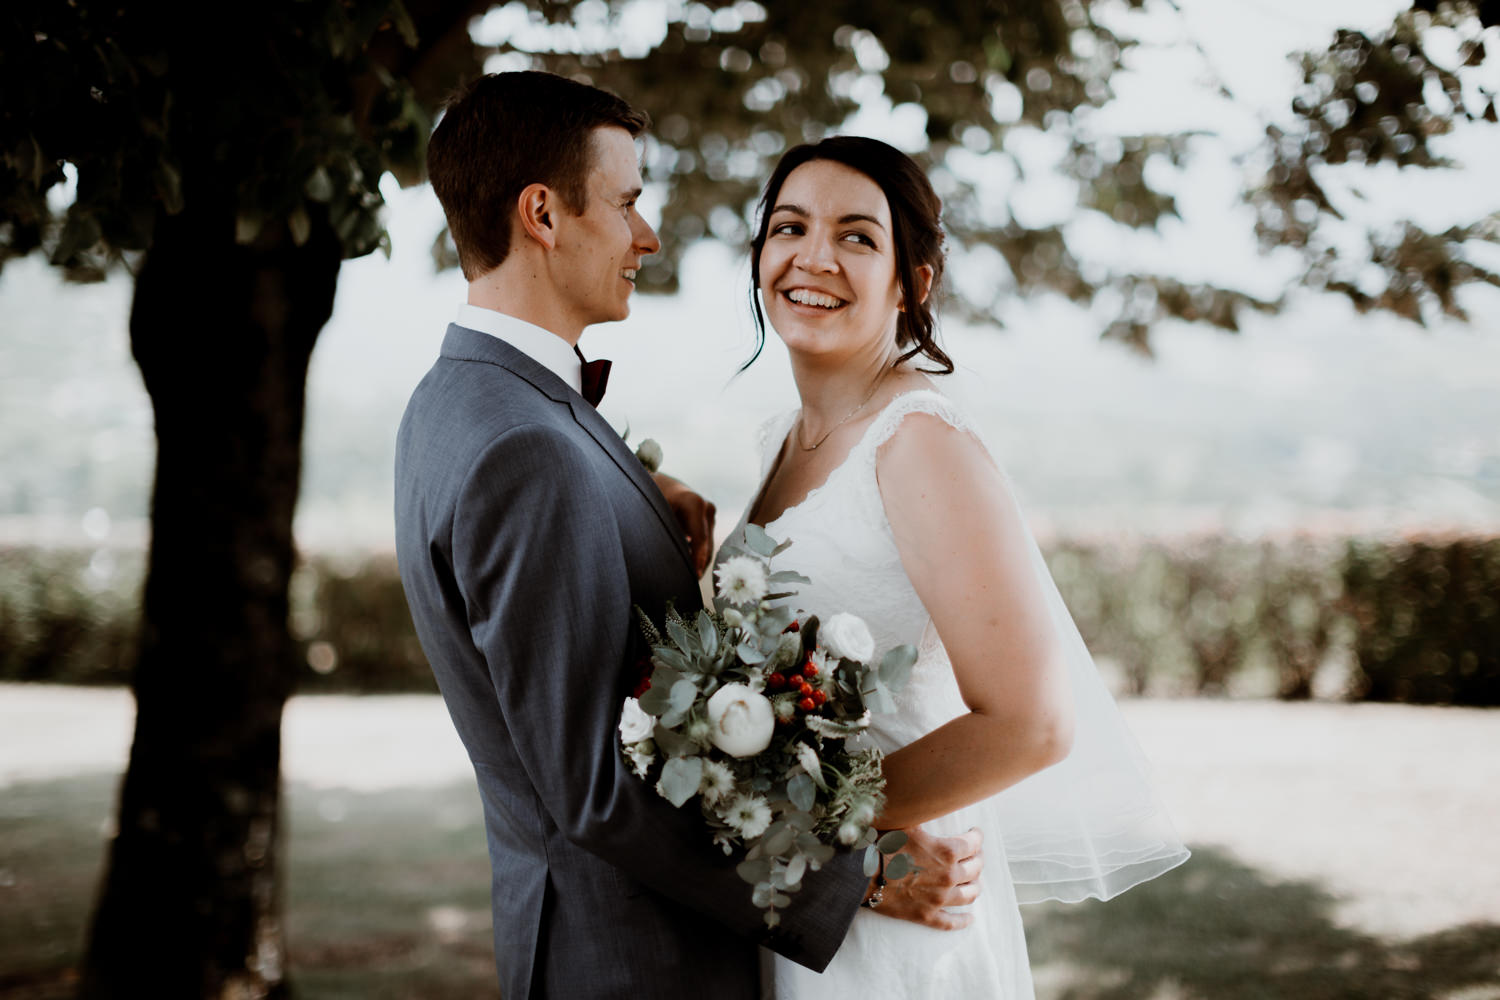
(3, 684, 1496, 940)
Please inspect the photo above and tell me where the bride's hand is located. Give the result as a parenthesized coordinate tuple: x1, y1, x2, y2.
(650, 472, 717, 575)
(870, 827, 983, 931)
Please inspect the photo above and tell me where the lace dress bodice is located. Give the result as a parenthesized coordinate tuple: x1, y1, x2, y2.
(731, 386, 1037, 999)
(729, 384, 1186, 1000)
(740, 389, 979, 754)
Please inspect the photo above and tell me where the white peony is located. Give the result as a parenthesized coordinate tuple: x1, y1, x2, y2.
(618, 697, 655, 744)
(705, 683, 776, 757)
(821, 612, 875, 663)
(715, 556, 769, 606)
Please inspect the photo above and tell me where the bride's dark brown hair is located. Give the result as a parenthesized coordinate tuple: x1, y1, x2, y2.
(746, 136, 952, 374)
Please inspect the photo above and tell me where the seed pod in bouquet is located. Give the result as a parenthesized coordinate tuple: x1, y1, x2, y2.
(798, 615, 820, 658)
(770, 631, 803, 671)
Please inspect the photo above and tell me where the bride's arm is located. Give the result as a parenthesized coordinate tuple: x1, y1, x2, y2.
(872, 412, 1074, 831)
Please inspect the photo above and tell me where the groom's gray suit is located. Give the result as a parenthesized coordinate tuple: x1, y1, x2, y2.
(395, 324, 866, 998)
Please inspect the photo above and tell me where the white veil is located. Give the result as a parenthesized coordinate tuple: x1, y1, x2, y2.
(915, 502, 1191, 904)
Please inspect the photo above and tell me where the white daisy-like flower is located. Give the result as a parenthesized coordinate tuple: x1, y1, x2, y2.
(699, 759, 736, 804)
(725, 793, 773, 839)
(715, 556, 769, 606)
(626, 744, 655, 779)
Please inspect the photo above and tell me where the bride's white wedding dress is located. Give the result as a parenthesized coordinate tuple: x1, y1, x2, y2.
(728, 387, 1189, 1000)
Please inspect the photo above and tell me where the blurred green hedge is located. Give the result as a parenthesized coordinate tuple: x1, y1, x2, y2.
(1, 536, 1496, 704)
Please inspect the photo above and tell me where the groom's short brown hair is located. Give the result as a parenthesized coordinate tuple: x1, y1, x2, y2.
(428, 71, 650, 279)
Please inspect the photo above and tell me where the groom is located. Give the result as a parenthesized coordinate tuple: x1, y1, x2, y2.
(395, 72, 980, 998)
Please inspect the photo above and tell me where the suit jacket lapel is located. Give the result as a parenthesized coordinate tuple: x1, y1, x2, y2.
(440, 325, 697, 576)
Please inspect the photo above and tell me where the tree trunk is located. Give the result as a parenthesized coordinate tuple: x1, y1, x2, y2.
(79, 196, 341, 998)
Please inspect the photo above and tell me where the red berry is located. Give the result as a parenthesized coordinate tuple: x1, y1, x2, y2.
(798, 696, 816, 712)
(803, 662, 819, 678)
(812, 689, 827, 706)
(768, 672, 786, 690)
(798, 681, 813, 697)
(784, 621, 800, 633)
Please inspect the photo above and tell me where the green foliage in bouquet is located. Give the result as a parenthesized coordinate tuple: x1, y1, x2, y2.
(621, 524, 916, 927)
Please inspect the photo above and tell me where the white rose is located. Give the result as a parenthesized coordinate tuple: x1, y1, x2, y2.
(618, 697, 655, 744)
(821, 612, 875, 663)
(705, 683, 775, 758)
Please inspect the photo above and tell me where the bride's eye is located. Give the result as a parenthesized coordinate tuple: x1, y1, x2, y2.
(770, 221, 803, 237)
(843, 231, 876, 248)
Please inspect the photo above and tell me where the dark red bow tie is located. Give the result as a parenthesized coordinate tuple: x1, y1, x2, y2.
(575, 347, 611, 407)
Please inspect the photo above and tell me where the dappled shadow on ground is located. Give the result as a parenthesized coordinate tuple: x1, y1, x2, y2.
(1023, 846, 1500, 1000)
(0, 773, 499, 1000)
(7, 775, 1498, 999)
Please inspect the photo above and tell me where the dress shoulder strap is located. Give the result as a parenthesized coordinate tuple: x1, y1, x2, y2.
(861, 387, 980, 456)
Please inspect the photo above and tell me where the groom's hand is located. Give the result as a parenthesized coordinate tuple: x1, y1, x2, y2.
(651, 472, 717, 575)
(872, 827, 984, 931)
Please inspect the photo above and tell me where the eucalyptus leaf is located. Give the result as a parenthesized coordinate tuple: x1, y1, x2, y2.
(743, 523, 777, 557)
(737, 858, 771, 885)
(768, 569, 812, 585)
(669, 678, 698, 714)
(637, 681, 673, 716)
(652, 723, 694, 757)
(657, 756, 702, 808)
(736, 639, 767, 664)
(764, 910, 781, 928)
(786, 812, 816, 833)
(762, 824, 795, 857)
(770, 537, 794, 557)
(884, 853, 915, 880)
(787, 773, 816, 813)
(772, 892, 792, 908)
(878, 644, 919, 689)
(785, 854, 807, 886)
(865, 680, 897, 715)
(806, 843, 836, 865)
(752, 882, 776, 908)
(876, 830, 909, 854)
(863, 844, 880, 878)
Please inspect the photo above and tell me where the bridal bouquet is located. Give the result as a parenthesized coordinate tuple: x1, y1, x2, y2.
(620, 525, 916, 927)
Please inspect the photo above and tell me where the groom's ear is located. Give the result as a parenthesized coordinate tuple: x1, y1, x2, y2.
(517, 183, 558, 250)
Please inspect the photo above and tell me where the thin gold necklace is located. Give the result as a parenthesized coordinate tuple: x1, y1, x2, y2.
(797, 372, 887, 452)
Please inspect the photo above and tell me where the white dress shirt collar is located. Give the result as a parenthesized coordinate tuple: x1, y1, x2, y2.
(455, 304, 581, 395)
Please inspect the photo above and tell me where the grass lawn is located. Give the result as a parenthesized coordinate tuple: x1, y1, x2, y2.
(2, 690, 1497, 998)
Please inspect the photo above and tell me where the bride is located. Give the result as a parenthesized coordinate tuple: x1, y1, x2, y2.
(725, 136, 1189, 998)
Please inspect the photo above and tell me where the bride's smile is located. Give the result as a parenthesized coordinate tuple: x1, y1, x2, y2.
(758, 159, 906, 365)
